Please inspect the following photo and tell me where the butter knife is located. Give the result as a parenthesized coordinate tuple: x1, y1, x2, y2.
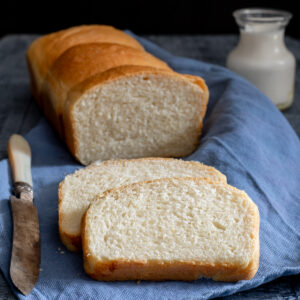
(7, 134, 40, 295)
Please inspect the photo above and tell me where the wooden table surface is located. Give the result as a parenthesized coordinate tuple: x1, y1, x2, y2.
(0, 34, 299, 299)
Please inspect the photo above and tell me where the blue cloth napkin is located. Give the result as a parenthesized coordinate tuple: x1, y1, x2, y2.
(1, 32, 300, 300)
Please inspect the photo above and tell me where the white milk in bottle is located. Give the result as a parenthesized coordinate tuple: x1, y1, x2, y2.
(227, 8, 296, 110)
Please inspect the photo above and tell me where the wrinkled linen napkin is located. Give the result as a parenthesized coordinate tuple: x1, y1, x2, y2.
(0, 32, 300, 299)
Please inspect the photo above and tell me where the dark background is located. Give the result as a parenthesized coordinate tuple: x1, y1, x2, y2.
(1, 0, 299, 38)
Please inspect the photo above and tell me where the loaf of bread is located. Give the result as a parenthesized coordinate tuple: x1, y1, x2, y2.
(59, 158, 227, 252)
(26, 25, 209, 165)
(82, 177, 260, 282)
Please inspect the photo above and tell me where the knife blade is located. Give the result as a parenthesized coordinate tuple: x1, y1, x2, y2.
(7, 134, 40, 295)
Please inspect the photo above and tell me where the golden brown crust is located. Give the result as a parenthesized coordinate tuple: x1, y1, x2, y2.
(26, 25, 144, 98)
(82, 177, 260, 282)
(48, 43, 170, 88)
(183, 74, 209, 96)
(58, 158, 227, 252)
(63, 65, 209, 163)
(83, 259, 257, 282)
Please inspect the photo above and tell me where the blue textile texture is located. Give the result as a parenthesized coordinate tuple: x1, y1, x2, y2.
(0, 32, 300, 300)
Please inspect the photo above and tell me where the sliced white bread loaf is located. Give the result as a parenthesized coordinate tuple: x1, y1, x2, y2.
(59, 158, 226, 252)
(27, 25, 209, 165)
(82, 178, 259, 282)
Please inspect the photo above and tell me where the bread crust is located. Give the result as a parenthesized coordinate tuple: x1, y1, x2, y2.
(63, 65, 209, 164)
(81, 177, 260, 282)
(58, 158, 226, 252)
(83, 258, 258, 282)
(26, 25, 144, 101)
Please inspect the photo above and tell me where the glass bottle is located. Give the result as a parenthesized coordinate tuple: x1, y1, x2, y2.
(227, 8, 296, 110)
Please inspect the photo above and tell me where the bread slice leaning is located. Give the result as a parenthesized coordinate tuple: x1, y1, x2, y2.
(58, 158, 226, 252)
(82, 178, 259, 282)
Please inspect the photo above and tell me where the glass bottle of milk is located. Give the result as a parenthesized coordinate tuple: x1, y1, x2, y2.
(227, 8, 296, 110)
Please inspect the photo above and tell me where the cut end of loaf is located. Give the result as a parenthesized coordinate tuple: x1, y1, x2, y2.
(82, 178, 260, 282)
(67, 68, 208, 165)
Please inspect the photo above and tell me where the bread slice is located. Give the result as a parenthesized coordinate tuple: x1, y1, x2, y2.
(26, 25, 144, 101)
(41, 43, 171, 136)
(59, 158, 226, 252)
(64, 65, 209, 165)
(82, 178, 259, 282)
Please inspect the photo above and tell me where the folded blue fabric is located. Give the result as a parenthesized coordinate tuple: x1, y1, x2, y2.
(1, 32, 300, 300)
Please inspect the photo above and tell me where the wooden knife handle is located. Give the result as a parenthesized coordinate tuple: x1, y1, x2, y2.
(7, 134, 33, 187)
